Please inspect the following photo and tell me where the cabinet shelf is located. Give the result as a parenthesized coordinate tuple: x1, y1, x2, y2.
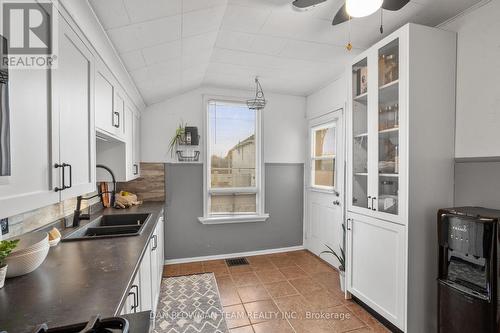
(379, 79, 399, 90)
(354, 172, 368, 176)
(379, 127, 399, 135)
(353, 92, 368, 104)
(354, 132, 368, 138)
(379, 173, 399, 177)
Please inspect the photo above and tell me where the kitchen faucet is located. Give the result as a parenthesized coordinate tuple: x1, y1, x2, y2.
(72, 164, 116, 227)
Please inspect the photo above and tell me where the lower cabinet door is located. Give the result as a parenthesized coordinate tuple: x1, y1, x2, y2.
(346, 213, 406, 330)
(139, 240, 153, 312)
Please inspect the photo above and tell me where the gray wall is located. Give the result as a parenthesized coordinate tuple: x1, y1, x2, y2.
(164, 163, 304, 260)
(455, 159, 500, 207)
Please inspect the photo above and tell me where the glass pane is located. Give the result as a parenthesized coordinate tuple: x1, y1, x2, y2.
(314, 159, 335, 187)
(352, 58, 369, 209)
(314, 127, 335, 157)
(378, 39, 399, 215)
(210, 193, 257, 214)
(209, 102, 256, 188)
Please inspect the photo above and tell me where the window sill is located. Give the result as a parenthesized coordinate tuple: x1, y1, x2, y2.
(198, 214, 270, 225)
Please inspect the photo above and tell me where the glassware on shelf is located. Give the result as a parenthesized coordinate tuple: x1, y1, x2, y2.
(383, 54, 398, 85)
(379, 104, 399, 131)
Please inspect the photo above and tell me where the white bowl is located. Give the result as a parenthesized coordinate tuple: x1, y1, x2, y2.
(10, 232, 49, 256)
(5, 243, 49, 278)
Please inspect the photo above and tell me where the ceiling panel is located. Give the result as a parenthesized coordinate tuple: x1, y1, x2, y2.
(90, 0, 483, 105)
(123, 0, 182, 24)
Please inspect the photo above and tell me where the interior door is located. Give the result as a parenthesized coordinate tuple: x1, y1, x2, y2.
(305, 109, 345, 268)
(54, 17, 95, 199)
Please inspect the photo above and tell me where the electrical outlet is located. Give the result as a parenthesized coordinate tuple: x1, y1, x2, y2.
(0, 218, 8, 235)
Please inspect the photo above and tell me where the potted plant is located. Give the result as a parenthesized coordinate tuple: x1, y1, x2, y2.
(0, 239, 19, 288)
(321, 244, 346, 291)
(168, 122, 187, 157)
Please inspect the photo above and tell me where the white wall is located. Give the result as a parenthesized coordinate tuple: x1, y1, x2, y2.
(306, 75, 346, 120)
(141, 86, 307, 163)
(441, 0, 500, 158)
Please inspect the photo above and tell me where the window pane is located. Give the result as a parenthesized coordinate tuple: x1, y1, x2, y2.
(314, 159, 335, 187)
(210, 193, 257, 214)
(209, 102, 256, 188)
(314, 127, 335, 157)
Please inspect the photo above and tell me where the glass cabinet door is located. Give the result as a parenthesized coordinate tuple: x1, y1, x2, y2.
(376, 39, 400, 215)
(351, 58, 369, 209)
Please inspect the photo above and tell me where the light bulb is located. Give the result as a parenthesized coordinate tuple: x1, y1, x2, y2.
(346, 0, 383, 18)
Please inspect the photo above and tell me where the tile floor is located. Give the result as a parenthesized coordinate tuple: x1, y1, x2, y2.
(163, 250, 389, 333)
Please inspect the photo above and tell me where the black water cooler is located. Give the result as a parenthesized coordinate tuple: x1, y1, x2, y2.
(438, 207, 500, 333)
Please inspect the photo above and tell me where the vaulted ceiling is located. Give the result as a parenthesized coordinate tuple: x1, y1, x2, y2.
(89, 0, 481, 105)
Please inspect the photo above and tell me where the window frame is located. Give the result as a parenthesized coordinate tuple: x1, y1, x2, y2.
(199, 96, 268, 224)
(310, 122, 337, 192)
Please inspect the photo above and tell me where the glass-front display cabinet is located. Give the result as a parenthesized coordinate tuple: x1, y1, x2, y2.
(348, 36, 402, 223)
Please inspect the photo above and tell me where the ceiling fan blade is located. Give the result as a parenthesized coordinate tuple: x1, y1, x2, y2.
(382, 0, 410, 11)
(292, 0, 328, 10)
(332, 3, 349, 26)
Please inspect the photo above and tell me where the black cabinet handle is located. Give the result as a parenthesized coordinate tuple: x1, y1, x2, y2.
(346, 218, 352, 231)
(371, 197, 377, 211)
(54, 163, 71, 191)
(65, 163, 72, 189)
(54, 163, 65, 192)
(367, 196, 372, 209)
(113, 111, 120, 128)
(131, 284, 139, 313)
(133, 164, 138, 175)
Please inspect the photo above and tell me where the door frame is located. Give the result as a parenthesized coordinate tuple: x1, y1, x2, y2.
(304, 108, 346, 262)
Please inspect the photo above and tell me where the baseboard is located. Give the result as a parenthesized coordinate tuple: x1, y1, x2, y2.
(164, 245, 305, 265)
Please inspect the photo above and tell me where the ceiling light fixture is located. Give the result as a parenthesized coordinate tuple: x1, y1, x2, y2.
(247, 77, 267, 111)
(346, 0, 383, 18)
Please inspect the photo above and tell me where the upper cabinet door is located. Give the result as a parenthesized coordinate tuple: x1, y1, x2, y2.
(347, 33, 406, 224)
(374, 38, 402, 220)
(54, 17, 95, 200)
(0, 6, 60, 218)
(133, 112, 140, 177)
(113, 91, 125, 139)
(95, 69, 114, 134)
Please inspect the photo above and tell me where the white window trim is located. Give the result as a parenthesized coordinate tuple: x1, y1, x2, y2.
(310, 122, 337, 192)
(199, 95, 268, 225)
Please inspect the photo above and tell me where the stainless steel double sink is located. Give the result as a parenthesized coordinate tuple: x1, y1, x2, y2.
(62, 213, 151, 241)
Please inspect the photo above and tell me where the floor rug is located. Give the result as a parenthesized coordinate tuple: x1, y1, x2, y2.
(153, 273, 229, 333)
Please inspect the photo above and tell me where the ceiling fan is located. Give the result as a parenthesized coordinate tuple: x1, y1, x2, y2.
(292, 0, 410, 25)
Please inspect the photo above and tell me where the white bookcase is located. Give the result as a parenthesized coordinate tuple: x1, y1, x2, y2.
(345, 23, 456, 332)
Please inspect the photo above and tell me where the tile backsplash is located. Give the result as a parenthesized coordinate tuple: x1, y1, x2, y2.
(4, 195, 100, 239)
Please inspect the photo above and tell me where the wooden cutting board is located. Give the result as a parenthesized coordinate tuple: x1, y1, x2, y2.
(100, 182, 110, 207)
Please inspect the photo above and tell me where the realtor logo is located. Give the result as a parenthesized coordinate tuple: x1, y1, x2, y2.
(1, 0, 58, 69)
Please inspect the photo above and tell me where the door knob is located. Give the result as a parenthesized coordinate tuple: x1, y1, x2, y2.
(333, 200, 341, 206)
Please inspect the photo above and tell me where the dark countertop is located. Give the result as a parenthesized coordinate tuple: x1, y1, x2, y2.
(0, 202, 164, 333)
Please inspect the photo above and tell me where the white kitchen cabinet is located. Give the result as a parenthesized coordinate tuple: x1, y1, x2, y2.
(0, 39, 59, 217)
(113, 91, 125, 139)
(96, 102, 140, 182)
(0, 9, 97, 218)
(53, 16, 96, 200)
(120, 214, 164, 316)
(95, 66, 115, 135)
(139, 243, 153, 312)
(121, 272, 141, 315)
(133, 112, 141, 178)
(346, 24, 456, 332)
(346, 213, 406, 328)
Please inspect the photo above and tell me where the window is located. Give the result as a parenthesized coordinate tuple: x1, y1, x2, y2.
(199, 99, 268, 224)
(311, 123, 336, 190)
